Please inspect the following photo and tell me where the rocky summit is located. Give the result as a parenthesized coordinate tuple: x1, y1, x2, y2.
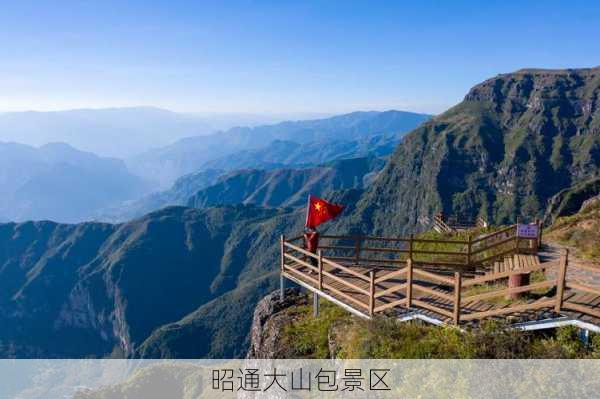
(338, 67, 600, 236)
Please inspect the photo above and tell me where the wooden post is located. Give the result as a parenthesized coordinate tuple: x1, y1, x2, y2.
(313, 293, 319, 317)
(280, 235, 285, 272)
(354, 237, 361, 265)
(318, 250, 323, 291)
(369, 270, 375, 317)
(554, 249, 569, 313)
(466, 235, 472, 267)
(453, 271, 462, 325)
(406, 258, 413, 308)
(280, 235, 286, 301)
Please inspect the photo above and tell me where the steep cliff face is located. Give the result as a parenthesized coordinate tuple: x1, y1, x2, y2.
(338, 68, 600, 236)
(246, 288, 307, 359)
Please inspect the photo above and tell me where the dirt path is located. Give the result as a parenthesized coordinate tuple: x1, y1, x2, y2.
(541, 241, 600, 287)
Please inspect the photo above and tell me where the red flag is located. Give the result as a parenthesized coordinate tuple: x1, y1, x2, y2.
(305, 195, 345, 229)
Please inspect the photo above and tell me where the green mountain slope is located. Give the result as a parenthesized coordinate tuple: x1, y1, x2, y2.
(187, 157, 383, 209)
(337, 67, 600, 236)
(201, 132, 403, 171)
(0, 205, 303, 358)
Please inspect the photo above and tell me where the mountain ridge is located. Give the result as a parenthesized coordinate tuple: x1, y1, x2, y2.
(127, 110, 431, 187)
(335, 66, 600, 236)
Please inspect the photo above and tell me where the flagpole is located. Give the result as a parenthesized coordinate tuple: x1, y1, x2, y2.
(305, 194, 311, 228)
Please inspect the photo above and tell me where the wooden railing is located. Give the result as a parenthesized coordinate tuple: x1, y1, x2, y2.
(562, 261, 600, 320)
(312, 224, 539, 272)
(281, 227, 600, 325)
(433, 214, 489, 233)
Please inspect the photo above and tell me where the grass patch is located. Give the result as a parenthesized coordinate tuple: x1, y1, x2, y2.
(545, 199, 600, 262)
(282, 300, 600, 359)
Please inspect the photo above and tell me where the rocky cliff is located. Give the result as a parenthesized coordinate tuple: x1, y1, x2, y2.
(246, 288, 308, 359)
(337, 67, 600, 236)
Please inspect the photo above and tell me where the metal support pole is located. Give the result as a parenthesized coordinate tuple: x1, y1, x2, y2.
(580, 329, 590, 346)
(280, 274, 285, 302)
(313, 293, 319, 317)
(555, 249, 568, 313)
(453, 271, 462, 325)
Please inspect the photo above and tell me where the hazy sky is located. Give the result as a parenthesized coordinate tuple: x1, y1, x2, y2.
(1, 1, 599, 115)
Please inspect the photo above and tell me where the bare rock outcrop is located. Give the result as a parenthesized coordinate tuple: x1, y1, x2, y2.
(246, 288, 307, 359)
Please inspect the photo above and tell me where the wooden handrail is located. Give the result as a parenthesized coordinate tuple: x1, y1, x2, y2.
(412, 237, 469, 245)
(569, 263, 600, 273)
(411, 249, 467, 256)
(413, 268, 456, 286)
(283, 265, 319, 286)
(462, 261, 558, 287)
(360, 246, 408, 254)
(321, 257, 371, 282)
(317, 245, 356, 251)
(327, 256, 407, 265)
(375, 298, 408, 313)
(412, 284, 454, 302)
(284, 253, 319, 272)
(471, 224, 516, 245)
(470, 235, 516, 256)
(565, 281, 600, 296)
(374, 268, 408, 284)
(374, 283, 408, 299)
(562, 302, 600, 320)
(462, 280, 556, 303)
(284, 242, 319, 259)
(461, 299, 556, 321)
(322, 281, 370, 311)
(279, 223, 567, 324)
(321, 269, 370, 296)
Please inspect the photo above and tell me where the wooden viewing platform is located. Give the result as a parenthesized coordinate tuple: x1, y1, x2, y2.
(432, 213, 490, 233)
(279, 224, 600, 330)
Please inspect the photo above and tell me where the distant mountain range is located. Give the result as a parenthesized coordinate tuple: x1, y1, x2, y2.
(0, 107, 214, 159)
(1, 110, 430, 223)
(127, 110, 431, 187)
(0, 107, 341, 160)
(0, 142, 149, 223)
(99, 157, 383, 222)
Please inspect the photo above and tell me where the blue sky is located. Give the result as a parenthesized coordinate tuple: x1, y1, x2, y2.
(1, 1, 599, 114)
